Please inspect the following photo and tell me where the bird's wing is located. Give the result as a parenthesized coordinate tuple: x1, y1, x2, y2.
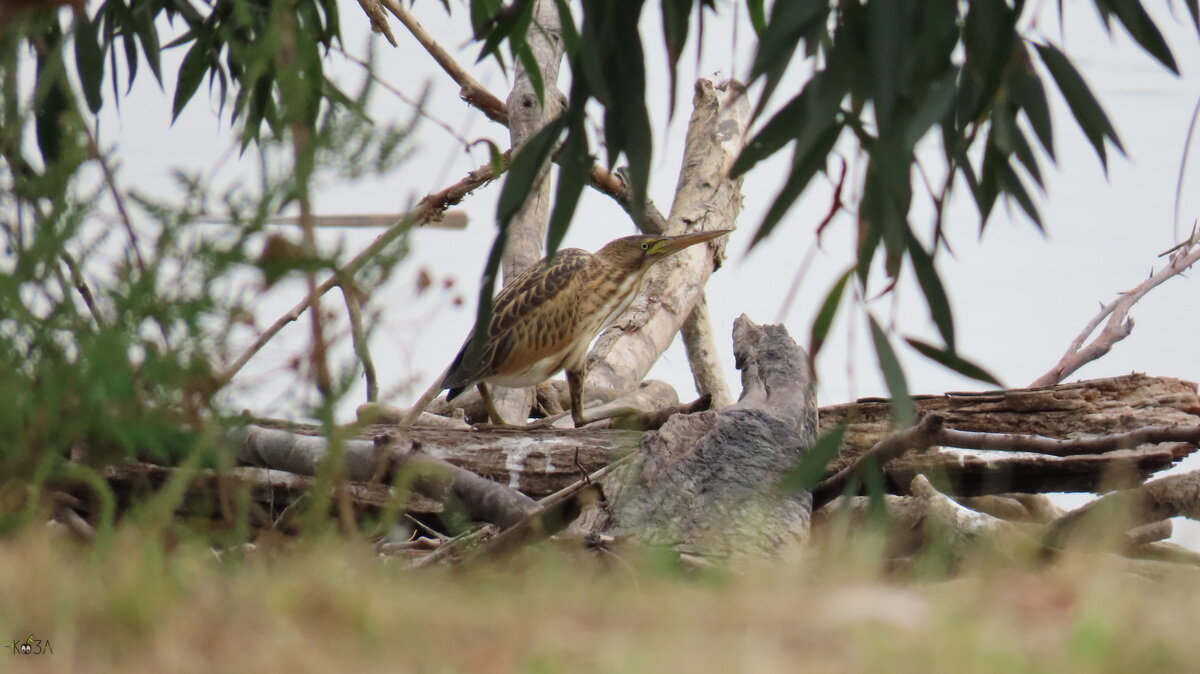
(441, 249, 590, 396)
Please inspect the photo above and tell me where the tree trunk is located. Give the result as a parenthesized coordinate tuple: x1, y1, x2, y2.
(573, 315, 817, 560)
(585, 78, 746, 403)
(491, 0, 566, 423)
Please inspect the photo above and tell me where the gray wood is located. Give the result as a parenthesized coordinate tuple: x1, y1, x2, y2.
(574, 315, 817, 559)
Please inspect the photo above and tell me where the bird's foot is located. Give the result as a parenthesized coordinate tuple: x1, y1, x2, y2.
(473, 416, 561, 431)
(471, 409, 588, 430)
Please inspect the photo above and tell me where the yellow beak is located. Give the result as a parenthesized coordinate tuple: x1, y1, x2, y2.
(654, 229, 732, 256)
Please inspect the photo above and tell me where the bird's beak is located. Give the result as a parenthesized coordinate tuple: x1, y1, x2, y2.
(654, 229, 732, 256)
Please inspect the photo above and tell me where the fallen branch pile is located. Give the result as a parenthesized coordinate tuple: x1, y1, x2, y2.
(52, 315, 1200, 571)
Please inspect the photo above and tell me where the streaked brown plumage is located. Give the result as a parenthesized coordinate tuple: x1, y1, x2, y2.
(442, 229, 731, 426)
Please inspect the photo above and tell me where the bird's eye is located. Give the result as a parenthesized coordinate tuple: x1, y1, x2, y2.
(640, 242, 649, 251)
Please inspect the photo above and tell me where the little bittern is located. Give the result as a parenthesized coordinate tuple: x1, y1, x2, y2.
(442, 229, 730, 427)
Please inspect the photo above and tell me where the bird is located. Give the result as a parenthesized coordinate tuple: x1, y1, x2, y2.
(438, 229, 731, 427)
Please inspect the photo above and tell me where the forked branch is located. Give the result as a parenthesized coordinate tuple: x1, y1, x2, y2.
(1031, 229, 1200, 387)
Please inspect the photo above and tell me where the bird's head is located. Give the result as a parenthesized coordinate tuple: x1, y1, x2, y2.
(598, 229, 732, 270)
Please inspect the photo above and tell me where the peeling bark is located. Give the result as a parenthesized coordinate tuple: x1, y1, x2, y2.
(586, 78, 746, 402)
(821, 374, 1200, 477)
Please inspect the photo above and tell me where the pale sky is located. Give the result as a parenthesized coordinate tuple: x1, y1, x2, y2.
(89, 1, 1200, 541)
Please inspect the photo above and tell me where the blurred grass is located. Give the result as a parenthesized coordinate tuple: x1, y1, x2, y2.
(0, 526, 1197, 674)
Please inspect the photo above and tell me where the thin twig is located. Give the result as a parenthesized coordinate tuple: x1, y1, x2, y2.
(812, 414, 945, 511)
(468, 451, 638, 560)
(409, 524, 496, 569)
(340, 280, 378, 402)
(332, 45, 475, 149)
(381, 0, 509, 125)
(78, 122, 174, 346)
(81, 126, 148, 278)
(1173, 94, 1200, 243)
(214, 155, 507, 388)
(60, 251, 105, 326)
(383, 0, 670, 232)
(1030, 230, 1200, 387)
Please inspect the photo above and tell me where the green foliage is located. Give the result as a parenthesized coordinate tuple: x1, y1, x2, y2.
(0, 9, 415, 535)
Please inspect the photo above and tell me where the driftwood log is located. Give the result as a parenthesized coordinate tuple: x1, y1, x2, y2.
(570, 315, 818, 559)
(820, 373, 1200, 496)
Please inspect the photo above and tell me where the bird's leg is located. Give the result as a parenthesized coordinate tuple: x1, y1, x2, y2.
(477, 383, 511, 426)
(567, 368, 586, 427)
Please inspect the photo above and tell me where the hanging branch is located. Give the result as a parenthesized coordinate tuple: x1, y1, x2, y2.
(1031, 228, 1200, 387)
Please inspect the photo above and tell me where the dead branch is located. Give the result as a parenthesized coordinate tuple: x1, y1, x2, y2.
(681, 296, 734, 409)
(566, 379, 679, 426)
(1031, 231, 1200, 387)
(380, 0, 508, 125)
(235, 425, 538, 529)
(909, 475, 1017, 554)
(483, 0, 568, 424)
(821, 374, 1200, 475)
(215, 156, 505, 388)
(354, 0, 397, 46)
(356, 403, 471, 429)
(893, 443, 1195, 496)
(812, 415, 945, 511)
(815, 412, 1200, 508)
(954, 494, 1063, 523)
(939, 425, 1200, 456)
(339, 282, 378, 402)
(1043, 469, 1200, 549)
(1123, 520, 1173, 549)
(585, 79, 745, 401)
(98, 462, 445, 525)
(255, 418, 641, 497)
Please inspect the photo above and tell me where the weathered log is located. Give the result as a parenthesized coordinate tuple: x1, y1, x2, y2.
(1043, 468, 1200, 549)
(891, 443, 1195, 496)
(572, 315, 817, 559)
(262, 374, 1200, 506)
(251, 418, 638, 497)
(97, 462, 445, 525)
(822, 374, 1200, 474)
(236, 426, 538, 528)
(818, 374, 1200, 495)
